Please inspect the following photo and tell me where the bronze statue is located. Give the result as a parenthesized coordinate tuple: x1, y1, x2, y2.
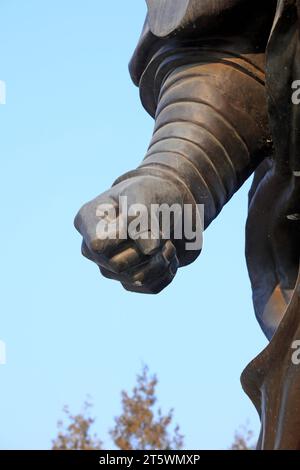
(75, 0, 300, 449)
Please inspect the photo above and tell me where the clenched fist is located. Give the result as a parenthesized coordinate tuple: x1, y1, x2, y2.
(74, 174, 198, 294)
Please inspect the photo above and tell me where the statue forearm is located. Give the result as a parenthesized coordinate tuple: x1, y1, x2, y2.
(116, 45, 271, 235)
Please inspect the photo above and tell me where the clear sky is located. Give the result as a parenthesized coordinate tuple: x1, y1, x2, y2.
(0, 0, 268, 450)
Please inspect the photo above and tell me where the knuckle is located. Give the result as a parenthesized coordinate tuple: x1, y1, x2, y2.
(90, 238, 105, 253)
(162, 240, 176, 261)
(74, 202, 91, 231)
(74, 211, 83, 232)
(81, 242, 92, 260)
(99, 266, 119, 281)
(108, 259, 123, 274)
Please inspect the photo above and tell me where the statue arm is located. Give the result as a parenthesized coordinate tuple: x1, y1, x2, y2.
(124, 29, 272, 241)
(74, 4, 275, 292)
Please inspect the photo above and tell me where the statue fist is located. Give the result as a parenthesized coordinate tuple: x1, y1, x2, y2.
(74, 175, 186, 294)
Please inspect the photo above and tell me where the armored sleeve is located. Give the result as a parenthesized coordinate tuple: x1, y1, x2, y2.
(115, 1, 277, 265)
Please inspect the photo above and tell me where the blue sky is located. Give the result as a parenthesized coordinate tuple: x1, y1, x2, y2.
(0, 0, 268, 450)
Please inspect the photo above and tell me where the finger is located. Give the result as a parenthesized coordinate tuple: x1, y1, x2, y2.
(99, 266, 130, 283)
(81, 241, 115, 271)
(131, 250, 178, 286)
(161, 240, 177, 262)
(131, 240, 179, 283)
(103, 239, 176, 275)
(81, 241, 107, 264)
(131, 241, 177, 284)
(108, 245, 146, 274)
(121, 243, 179, 293)
(122, 259, 178, 294)
(83, 238, 147, 277)
(81, 241, 93, 261)
(98, 244, 149, 281)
